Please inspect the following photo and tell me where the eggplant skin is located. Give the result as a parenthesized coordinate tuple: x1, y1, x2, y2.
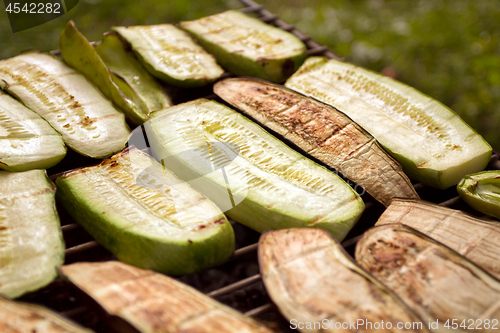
(355, 224, 500, 333)
(375, 198, 500, 280)
(259, 228, 429, 333)
(60, 261, 275, 333)
(214, 77, 419, 207)
(457, 170, 500, 220)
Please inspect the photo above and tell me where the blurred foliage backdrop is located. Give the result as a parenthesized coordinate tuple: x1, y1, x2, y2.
(1, 0, 499, 150)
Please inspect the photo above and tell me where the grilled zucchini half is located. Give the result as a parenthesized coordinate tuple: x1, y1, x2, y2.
(113, 24, 224, 87)
(286, 57, 492, 189)
(457, 170, 500, 220)
(60, 21, 172, 125)
(0, 170, 64, 298)
(180, 10, 307, 83)
(0, 90, 66, 171)
(0, 51, 129, 159)
(145, 99, 364, 241)
(55, 148, 235, 275)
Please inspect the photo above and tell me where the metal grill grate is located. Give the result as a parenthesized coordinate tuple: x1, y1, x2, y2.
(16, 0, 500, 332)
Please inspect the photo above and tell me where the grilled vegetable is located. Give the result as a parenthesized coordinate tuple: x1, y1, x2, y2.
(0, 170, 64, 298)
(0, 295, 93, 332)
(0, 90, 66, 171)
(0, 51, 129, 159)
(55, 148, 234, 275)
(215, 78, 419, 206)
(180, 10, 307, 83)
(259, 228, 429, 333)
(112, 24, 224, 87)
(286, 57, 492, 189)
(60, 21, 171, 125)
(457, 170, 500, 220)
(356, 224, 500, 333)
(60, 261, 275, 333)
(145, 99, 364, 241)
(375, 198, 500, 280)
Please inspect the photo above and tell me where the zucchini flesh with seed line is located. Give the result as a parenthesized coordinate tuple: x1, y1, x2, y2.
(146, 98, 364, 241)
(356, 224, 500, 333)
(0, 52, 130, 159)
(286, 57, 492, 189)
(0, 90, 66, 171)
(55, 148, 235, 275)
(60, 261, 275, 333)
(259, 228, 429, 333)
(113, 24, 224, 87)
(214, 77, 419, 206)
(457, 170, 500, 220)
(0, 170, 64, 299)
(180, 10, 308, 83)
(375, 198, 500, 280)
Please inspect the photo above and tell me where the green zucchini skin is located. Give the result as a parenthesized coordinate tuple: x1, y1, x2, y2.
(457, 170, 500, 219)
(112, 24, 224, 88)
(55, 148, 235, 276)
(180, 10, 307, 83)
(286, 57, 492, 189)
(0, 91, 66, 171)
(147, 99, 364, 241)
(0, 170, 64, 299)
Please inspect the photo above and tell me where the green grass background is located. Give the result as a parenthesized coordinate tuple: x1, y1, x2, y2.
(1, 0, 499, 150)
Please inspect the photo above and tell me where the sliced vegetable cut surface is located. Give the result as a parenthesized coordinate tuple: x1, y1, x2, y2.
(60, 261, 275, 333)
(286, 57, 492, 189)
(145, 98, 364, 241)
(113, 24, 224, 87)
(356, 224, 500, 333)
(0, 170, 64, 299)
(0, 51, 129, 159)
(56, 148, 235, 275)
(376, 198, 500, 280)
(215, 77, 419, 206)
(180, 10, 307, 83)
(259, 228, 429, 333)
(457, 170, 500, 220)
(0, 90, 66, 171)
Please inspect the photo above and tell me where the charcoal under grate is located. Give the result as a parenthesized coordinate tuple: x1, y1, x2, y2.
(16, 0, 500, 332)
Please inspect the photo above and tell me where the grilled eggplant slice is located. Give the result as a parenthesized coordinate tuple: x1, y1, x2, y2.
(180, 10, 307, 83)
(375, 198, 500, 279)
(145, 99, 364, 241)
(112, 24, 224, 87)
(60, 261, 275, 333)
(0, 295, 93, 332)
(55, 148, 234, 275)
(0, 90, 66, 171)
(60, 21, 171, 125)
(215, 78, 419, 206)
(259, 228, 429, 333)
(0, 52, 129, 159)
(356, 224, 500, 333)
(286, 57, 492, 189)
(457, 170, 500, 220)
(0, 170, 64, 298)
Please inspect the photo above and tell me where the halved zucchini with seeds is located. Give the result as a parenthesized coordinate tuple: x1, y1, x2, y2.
(0, 170, 64, 298)
(457, 170, 500, 220)
(0, 295, 93, 332)
(60, 261, 275, 333)
(180, 10, 307, 83)
(259, 228, 429, 333)
(112, 24, 224, 87)
(0, 52, 129, 159)
(60, 21, 172, 125)
(55, 148, 235, 275)
(145, 99, 364, 241)
(0, 90, 66, 171)
(215, 78, 419, 206)
(286, 57, 492, 189)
